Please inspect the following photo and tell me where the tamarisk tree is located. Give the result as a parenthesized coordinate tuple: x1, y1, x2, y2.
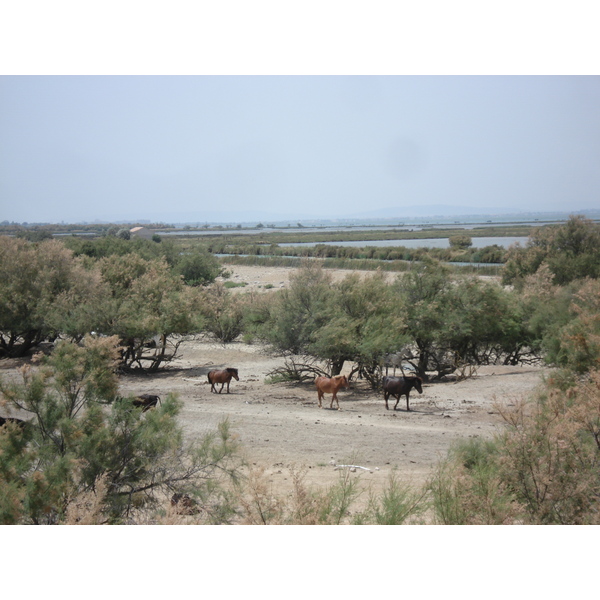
(0, 336, 241, 524)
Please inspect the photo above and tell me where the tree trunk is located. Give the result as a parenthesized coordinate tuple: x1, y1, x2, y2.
(330, 358, 345, 376)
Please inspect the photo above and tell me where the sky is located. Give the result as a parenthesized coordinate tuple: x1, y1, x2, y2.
(2, 75, 599, 224)
(1, 3, 599, 225)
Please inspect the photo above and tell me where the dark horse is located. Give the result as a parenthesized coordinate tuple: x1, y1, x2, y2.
(382, 375, 423, 411)
(132, 394, 161, 412)
(208, 368, 239, 394)
(0, 416, 27, 429)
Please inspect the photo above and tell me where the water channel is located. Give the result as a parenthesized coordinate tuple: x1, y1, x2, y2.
(278, 236, 529, 249)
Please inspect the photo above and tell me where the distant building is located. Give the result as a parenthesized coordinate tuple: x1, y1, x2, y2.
(129, 226, 154, 240)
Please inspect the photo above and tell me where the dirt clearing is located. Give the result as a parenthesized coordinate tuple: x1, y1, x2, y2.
(118, 265, 547, 500)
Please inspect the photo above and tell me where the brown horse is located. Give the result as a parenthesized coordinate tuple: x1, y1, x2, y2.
(315, 375, 350, 410)
(208, 368, 239, 394)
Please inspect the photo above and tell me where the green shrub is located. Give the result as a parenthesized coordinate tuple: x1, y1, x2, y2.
(428, 437, 519, 525)
(0, 337, 242, 524)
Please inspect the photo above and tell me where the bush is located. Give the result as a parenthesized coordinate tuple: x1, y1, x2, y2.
(175, 249, 222, 286)
(199, 283, 248, 343)
(449, 234, 472, 250)
(428, 438, 519, 525)
(429, 370, 600, 525)
(97, 254, 205, 370)
(0, 237, 105, 357)
(503, 215, 600, 286)
(493, 371, 600, 524)
(0, 337, 242, 524)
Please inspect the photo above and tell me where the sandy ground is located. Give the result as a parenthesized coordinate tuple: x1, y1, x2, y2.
(0, 264, 547, 509)
(217, 263, 399, 292)
(121, 264, 547, 501)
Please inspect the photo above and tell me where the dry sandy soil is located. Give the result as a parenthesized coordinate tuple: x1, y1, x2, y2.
(0, 264, 547, 511)
(116, 264, 548, 502)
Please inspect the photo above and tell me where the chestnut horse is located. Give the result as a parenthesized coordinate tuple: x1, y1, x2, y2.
(208, 368, 239, 394)
(315, 375, 350, 410)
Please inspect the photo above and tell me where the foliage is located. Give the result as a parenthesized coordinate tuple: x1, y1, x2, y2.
(0, 337, 242, 524)
(175, 248, 223, 286)
(355, 470, 427, 524)
(0, 236, 211, 370)
(252, 259, 537, 383)
(494, 371, 600, 524)
(236, 463, 427, 525)
(428, 438, 520, 524)
(0, 237, 105, 357)
(64, 234, 180, 267)
(255, 262, 333, 356)
(253, 264, 409, 379)
(448, 234, 472, 250)
(198, 283, 248, 343)
(236, 463, 361, 524)
(503, 215, 600, 286)
(429, 368, 600, 525)
(15, 229, 54, 242)
(96, 254, 205, 370)
(519, 268, 600, 373)
(390, 258, 453, 379)
(331, 271, 408, 382)
(428, 221, 600, 525)
(546, 279, 600, 374)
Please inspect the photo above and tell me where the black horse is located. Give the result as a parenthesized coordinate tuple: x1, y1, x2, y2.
(0, 416, 27, 429)
(132, 394, 161, 412)
(382, 375, 423, 411)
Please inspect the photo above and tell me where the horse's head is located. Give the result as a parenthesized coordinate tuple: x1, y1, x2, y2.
(413, 376, 423, 394)
(228, 368, 240, 380)
(339, 375, 350, 388)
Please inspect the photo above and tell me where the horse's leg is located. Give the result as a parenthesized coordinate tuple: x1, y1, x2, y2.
(226, 380, 230, 393)
(332, 392, 340, 410)
(394, 394, 400, 411)
(406, 393, 410, 411)
(219, 382, 225, 394)
(318, 390, 323, 408)
(384, 391, 389, 410)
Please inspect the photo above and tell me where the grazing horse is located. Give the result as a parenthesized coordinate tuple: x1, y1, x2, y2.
(382, 375, 423, 411)
(315, 375, 350, 410)
(132, 394, 161, 412)
(208, 368, 239, 394)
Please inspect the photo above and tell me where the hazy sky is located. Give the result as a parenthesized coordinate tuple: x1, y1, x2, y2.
(1, 75, 599, 223)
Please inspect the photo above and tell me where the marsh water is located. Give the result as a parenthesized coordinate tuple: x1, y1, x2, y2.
(278, 236, 529, 249)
